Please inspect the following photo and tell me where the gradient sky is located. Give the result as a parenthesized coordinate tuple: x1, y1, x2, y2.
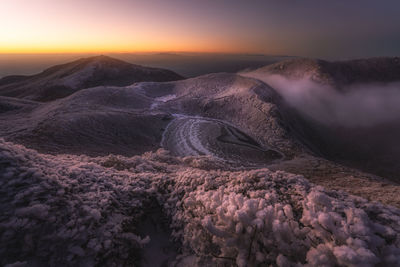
(1, 0, 400, 58)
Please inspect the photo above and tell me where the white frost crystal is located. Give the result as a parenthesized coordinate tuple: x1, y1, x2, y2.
(1, 139, 400, 266)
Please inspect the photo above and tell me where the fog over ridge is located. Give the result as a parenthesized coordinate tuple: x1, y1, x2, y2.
(242, 72, 400, 127)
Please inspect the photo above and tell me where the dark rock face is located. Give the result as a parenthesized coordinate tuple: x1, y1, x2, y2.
(0, 55, 183, 101)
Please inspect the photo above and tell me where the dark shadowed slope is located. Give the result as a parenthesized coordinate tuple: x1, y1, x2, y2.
(0, 55, 183, 101)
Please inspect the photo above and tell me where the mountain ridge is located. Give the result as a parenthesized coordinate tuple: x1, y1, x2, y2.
(248, 57, 400, 89)
(0, 55, 184, 101)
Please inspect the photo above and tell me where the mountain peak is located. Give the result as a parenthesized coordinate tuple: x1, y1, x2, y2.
(0, 56, 183, 101)
(70, 55, 131, 67)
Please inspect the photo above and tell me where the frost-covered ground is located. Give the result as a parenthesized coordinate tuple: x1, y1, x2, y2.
(1, 139, 400, 266)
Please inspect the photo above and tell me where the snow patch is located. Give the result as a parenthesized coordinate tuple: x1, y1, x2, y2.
(150, 94, 177, 109)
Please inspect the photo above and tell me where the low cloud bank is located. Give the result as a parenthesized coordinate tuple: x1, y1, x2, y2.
(243, 72, 400, 127)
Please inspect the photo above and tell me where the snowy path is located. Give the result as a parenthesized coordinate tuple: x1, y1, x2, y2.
(161, 115, 283, 164)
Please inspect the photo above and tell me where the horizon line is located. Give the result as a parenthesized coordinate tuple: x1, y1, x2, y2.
(0, 51, 291, 57)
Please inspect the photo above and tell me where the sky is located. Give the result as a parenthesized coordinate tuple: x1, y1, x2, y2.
(1, 0, 400, 58)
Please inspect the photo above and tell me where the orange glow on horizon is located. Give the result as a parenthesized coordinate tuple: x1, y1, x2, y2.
(0, 0, 282, 55)
(0, 43, 252, 55)
(0, 37, 269, 54)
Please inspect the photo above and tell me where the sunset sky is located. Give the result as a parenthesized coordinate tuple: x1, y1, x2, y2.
(2, 0, 400, 58)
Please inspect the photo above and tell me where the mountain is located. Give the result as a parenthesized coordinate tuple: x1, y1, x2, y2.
(1, 69, 399, 203)
(1, 57, 400, 266)
(247, 57, 400, 89)
(0, 55, 183, 101)
(0, 73, 295, 159)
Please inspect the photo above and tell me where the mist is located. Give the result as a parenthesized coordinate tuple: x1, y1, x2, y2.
(243, 73, 400, 127)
